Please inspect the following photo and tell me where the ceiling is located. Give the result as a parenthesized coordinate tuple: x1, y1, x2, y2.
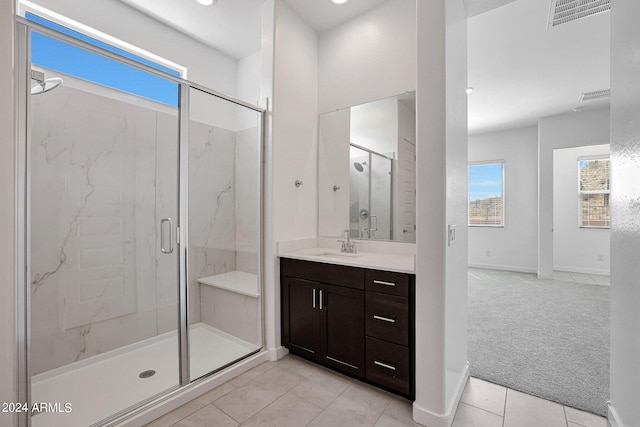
(116, 0, 386, 59)
(468, 0, 610, 134)
(117, 0, 265, 59)
(116, 0, 610, 135)
(281, 0, 387, 32)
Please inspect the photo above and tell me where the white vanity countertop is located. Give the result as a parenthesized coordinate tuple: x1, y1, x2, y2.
(277, 238, 416, 274)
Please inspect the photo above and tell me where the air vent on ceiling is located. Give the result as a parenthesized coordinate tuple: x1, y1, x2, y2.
(579, 89, 610, 102)
(548, 0, 611, 28)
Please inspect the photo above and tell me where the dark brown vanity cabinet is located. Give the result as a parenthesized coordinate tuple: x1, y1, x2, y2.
(281, 258, 415, 398)
(281, 260, 365, 378)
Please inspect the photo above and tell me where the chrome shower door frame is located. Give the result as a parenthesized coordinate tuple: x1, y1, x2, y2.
(14, 17, 266, 427)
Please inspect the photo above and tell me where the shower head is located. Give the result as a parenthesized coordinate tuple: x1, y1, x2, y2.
(31, 77, 63, 95)
(353, 161, 367, 172)
(30, 71, 62, 95)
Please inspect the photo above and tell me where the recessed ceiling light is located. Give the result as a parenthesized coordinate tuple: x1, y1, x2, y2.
(466, 87, 474, 94)
(196, 0, 215, 5)
(331, 0, 349, 5)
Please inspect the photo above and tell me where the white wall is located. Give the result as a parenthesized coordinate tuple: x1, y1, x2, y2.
(553, 145, 610, 275)
(271, 1, 318, 244)
(538, 107, 610, 278)
(262, 0, 319, 358)
(415, 1, 469, 426)
(318, 0, 416, 113)
(0, 1, 17, 425)
(237, 51, 262, 110)
(351, 97, 399, 155)
(318, 110, 351, 236)
(468, 126, 538, 273)
(609, 0, 640, 425)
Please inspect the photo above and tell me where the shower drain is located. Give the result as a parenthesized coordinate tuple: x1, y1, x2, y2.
(139, 370, 156, 379)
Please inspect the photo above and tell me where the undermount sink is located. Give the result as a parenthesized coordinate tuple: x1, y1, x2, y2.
(309, 251, 362, 259)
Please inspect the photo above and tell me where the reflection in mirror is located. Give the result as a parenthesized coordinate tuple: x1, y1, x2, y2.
(319, 92, 416, 243)
(350, 144, 393, 240)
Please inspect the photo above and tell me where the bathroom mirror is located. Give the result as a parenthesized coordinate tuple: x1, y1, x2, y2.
(318, 92, 416, 243)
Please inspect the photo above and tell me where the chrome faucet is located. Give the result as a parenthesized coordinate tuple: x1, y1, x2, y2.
(339, 229, 358, 253)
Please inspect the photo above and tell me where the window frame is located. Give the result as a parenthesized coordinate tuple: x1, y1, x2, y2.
(577, 156, 610, 229)
(21, 3, 187, 106)
(20, 3, 186, 78)
(468, 160, 505, 228)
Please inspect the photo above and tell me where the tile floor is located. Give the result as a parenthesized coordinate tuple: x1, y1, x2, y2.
(144, 355, 608, 427)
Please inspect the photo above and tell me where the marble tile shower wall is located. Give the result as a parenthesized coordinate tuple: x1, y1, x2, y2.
(188, 121, 237, 325)
(234, 127, 260, 275)
(29, 84, 255, 375)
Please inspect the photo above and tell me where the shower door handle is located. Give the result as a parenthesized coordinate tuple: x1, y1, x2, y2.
(160, 218, 174, 254)
(370, 215, 378, 231)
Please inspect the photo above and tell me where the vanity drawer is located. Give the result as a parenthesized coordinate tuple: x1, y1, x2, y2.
(365, 270, 409, 297)
(281, 258, 364, 290)
(366, 337, 410, 396)
(365, 293, 409, 346)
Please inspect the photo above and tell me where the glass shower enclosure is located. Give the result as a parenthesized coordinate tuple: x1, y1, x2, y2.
(349, 144, 393, 240)
(16, 17, 263, 427)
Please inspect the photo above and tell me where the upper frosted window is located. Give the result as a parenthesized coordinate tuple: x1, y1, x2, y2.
(27, 12, 180, 106)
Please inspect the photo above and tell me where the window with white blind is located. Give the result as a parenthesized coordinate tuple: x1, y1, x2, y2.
(468, 161, 504, 227)
(578, 157, 610, 228)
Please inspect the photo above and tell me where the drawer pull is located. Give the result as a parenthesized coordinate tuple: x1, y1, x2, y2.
(326, 356, 358, 370)
(374, 360, 396, 371)
(373, 280, 396, 287)
(373, 315, 396, 323)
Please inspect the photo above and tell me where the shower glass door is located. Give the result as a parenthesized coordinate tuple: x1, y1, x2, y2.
(26, 23, 181, 427)
(187, 88, 263, 381)
(20, 15, 264, 427)
(349, 145, 392, 239)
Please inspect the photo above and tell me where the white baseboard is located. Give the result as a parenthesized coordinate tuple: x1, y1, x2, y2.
(413, 362, 470, 427)
(554, 265, 610, 276)
(468, 263, 537, 274)
(268, 345, 288, 361)
(607, 401, 622, 427)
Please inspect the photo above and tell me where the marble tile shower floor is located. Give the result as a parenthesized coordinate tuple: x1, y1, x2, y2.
(31, 323, 258, 427)
(146, 355, 607, 427)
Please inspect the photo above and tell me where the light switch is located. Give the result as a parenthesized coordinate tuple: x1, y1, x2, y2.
(448, 224, 456, 246)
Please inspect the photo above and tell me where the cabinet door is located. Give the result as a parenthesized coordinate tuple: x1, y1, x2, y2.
(283, 277, 322, 359)
(322, 284, 365, 378)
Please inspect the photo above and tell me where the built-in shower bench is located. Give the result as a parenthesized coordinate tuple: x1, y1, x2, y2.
(197, 271, 259, 298)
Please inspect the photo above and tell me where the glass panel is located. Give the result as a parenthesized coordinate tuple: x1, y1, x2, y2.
(579, 158, 610, 227)
(28, 29, 180, 426)
(369, 152, 392, 240)
(468, 162, 504, 226)
(349, 145, 370, 238)
(187, 88, 262, 381)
